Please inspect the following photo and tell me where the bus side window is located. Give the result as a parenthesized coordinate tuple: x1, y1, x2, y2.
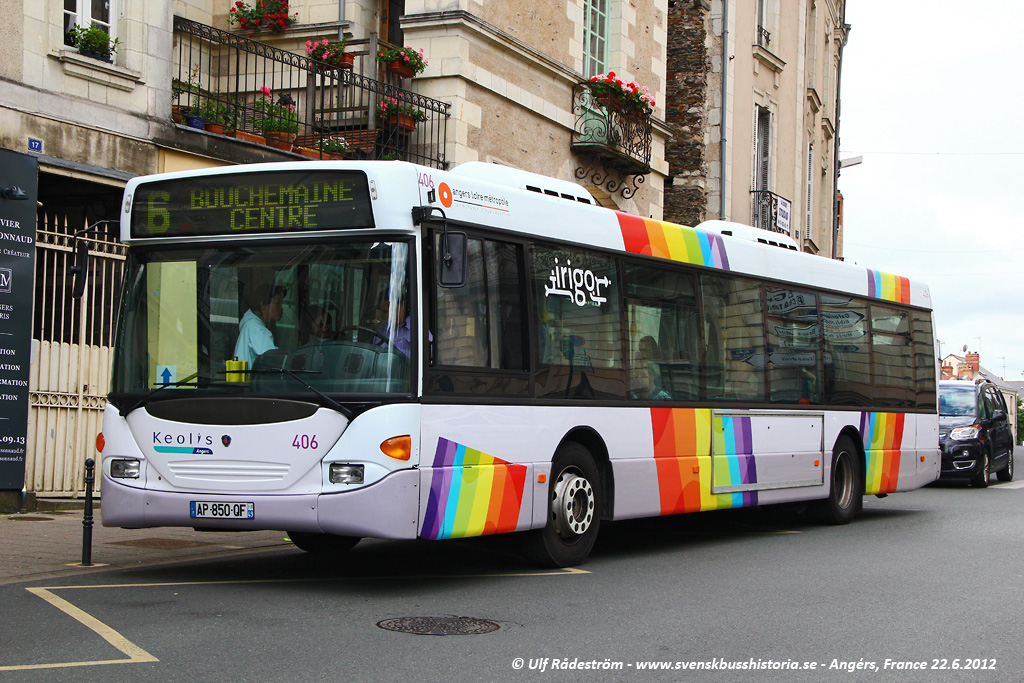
(432, 234, 525, 372)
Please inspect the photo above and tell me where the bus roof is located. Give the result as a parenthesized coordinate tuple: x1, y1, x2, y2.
(120, 160, 932, 309)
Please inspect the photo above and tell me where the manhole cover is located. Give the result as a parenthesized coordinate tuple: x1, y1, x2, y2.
(377, 616, 501, 636)
(7, 516, 53, 522)
(107, 538, 214, 549)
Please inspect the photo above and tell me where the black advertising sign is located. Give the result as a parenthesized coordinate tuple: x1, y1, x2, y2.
(0, 150, 38, 490)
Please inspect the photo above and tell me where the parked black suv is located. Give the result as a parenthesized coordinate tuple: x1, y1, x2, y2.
(938, 379, 1014, 487)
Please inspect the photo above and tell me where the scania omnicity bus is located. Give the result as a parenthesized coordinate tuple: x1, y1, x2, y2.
(86, 160, 939, 566)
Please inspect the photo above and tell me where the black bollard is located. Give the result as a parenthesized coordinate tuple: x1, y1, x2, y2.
(82, 458, 95, 567)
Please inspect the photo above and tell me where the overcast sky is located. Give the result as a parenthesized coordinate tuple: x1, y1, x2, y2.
(837, 2, 1024, 381)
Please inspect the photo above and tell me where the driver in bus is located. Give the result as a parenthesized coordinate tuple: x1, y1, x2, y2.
(234, 284, 286, 365)
(375, 298, 432, 358)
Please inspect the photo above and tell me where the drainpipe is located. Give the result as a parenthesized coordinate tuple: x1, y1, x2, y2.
(719, 0, 729, 219)
(831, 7, 850, 259)
(338, 1, 345, 40)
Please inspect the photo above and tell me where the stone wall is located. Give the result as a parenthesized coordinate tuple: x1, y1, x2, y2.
(663, 0, 710, 227)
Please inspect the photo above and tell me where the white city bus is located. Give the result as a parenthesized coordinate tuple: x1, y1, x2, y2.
(90, 161, 939, 566)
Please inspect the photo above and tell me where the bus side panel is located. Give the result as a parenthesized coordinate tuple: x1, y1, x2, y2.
(418, 405, 655, 537)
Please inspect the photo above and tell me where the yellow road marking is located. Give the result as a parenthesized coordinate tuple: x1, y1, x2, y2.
(0, 587, 158, 671)
(0, 566, 587, 671)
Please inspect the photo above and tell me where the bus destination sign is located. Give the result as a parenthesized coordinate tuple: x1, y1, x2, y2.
(130, 170, 374, 238)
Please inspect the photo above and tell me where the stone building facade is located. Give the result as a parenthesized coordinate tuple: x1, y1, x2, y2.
(664, 0, 848, 257)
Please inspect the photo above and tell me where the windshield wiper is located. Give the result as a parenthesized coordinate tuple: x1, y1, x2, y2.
(246, 368, 354, 419)
(119, 374, 203, 417)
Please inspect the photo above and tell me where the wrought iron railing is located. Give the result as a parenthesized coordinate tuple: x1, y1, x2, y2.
(172, 17, 449, 168)
(570, 82, 651, 197)
(757, 26, 771, 47)
(750, 189, 793, 234)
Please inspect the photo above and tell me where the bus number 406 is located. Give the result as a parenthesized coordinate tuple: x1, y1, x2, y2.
(293, 434, 319, 449)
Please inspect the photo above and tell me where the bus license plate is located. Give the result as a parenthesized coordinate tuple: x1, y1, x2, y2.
(190, 502, 254, 519)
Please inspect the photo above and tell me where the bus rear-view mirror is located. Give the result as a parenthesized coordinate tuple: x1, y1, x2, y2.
(438, 232, 467, 288)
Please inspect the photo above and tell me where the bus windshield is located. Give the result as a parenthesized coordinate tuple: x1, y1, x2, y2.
(111, 239, 412, 401)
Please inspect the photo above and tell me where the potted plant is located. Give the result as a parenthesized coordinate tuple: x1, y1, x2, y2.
(376, 46, 427, 79)
(377, 97, 426, 132)
(66, 24, 121, 63)
(257, 87, 299, 148)
(318, 136, 350, 160)
(306, 37, 354, 70)
(584, 72, 655, 114)
(229, 0, 295, 34)
(197, 99, 236, 134)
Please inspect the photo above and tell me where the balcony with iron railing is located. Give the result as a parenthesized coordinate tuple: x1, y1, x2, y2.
(569, 82, 652, 198)
(750, 189, 793, 235)
(171, 17, 449, 168)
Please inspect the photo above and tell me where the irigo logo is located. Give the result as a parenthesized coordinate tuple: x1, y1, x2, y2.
(544, 258, 610, 307)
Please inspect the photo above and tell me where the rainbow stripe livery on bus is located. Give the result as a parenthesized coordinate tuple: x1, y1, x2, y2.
(86, 161, 939, 566)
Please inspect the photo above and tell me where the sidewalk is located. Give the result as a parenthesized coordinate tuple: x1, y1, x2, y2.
(0, 502, 294, 585)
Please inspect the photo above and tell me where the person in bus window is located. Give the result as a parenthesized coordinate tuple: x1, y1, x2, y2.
(307, 305, 334, 342)
(376, 298, 432, 358)
(234, 284, 286, 365)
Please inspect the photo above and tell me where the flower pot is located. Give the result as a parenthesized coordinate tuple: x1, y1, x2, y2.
(264, 131, 297, 150)
(171, 105, 185, 124)
(79, 49, 112, 63)
(335, 52, 355, 70)
(385, 113, 417, 132)
(293, 146, 322, 159)
(231, 130, 266, 145)
(386, 60, 415, 79)
(204, 122, 225, 135)
(184, 115, 206, 129)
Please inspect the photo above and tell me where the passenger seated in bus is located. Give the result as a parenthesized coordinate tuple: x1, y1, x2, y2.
(630, 336, 671, 401)
(306, 305, 334, 342)
(233, 284, 286, 365)
(375, 298, 432, 358)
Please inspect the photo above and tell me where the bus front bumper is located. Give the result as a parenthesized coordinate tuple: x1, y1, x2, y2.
(100, 469, 420, 539)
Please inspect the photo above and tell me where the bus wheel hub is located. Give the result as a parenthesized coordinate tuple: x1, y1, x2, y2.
(552, 472, 594, 538)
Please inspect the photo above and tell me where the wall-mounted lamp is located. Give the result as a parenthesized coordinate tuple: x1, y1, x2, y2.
(1, 186, 29, 200)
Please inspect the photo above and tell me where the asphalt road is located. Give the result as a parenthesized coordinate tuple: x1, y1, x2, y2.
(2, 480, 1022, 682)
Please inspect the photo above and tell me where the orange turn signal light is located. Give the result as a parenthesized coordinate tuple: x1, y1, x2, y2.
(380, 435, 411, 460)
(95, 432, 105, 453)
(538, 473, 547, 484)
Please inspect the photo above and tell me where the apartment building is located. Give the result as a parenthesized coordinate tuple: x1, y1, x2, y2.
(664, 0, 849, 257)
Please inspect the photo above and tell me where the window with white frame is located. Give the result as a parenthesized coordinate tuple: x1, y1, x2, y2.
(583, 0, 609, 76)
(64, 0, 116, 46)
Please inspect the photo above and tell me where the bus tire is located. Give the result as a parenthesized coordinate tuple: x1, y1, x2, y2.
(997, 449, 1013, 482)
(288, 531, 361, 554)
(812, 436, 862, 525)
(526, 442, 602, 568)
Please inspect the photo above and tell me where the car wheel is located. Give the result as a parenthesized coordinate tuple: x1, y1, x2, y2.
(524, 442, 602, 568)
(997, 449, 1014, 482)
(971, 452, 990, 488)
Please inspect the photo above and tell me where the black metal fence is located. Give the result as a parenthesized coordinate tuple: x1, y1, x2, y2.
(570, 82, 652, 176)
(750, 189, 792, 235)
(172, 17, 449, 168)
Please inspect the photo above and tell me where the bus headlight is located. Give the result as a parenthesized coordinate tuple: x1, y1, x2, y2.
(329, 463, 364, 485)
(110, 459, 140, 479)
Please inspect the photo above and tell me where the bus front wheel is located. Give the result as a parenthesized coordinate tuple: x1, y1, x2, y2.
(526, 442, 602, 568)
(288, 531, 361, 554)
(812, 436, 863, 525)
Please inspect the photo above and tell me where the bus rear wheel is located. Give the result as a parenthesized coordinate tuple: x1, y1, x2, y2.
(812, 436, 863, 525)
(526, 442, 602, 568)
(288, 531, 361, 554)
